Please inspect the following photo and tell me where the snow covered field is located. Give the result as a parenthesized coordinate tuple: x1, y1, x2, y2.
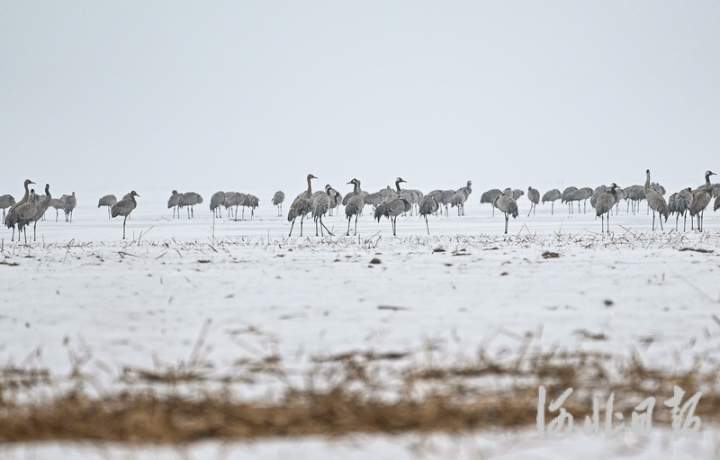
(2, 197, 720, 459)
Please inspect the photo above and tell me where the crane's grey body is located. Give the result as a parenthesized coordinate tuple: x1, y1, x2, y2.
(450, 180, 472, 216)
(374, 178, 411, 236)
(644, 170, 669, 231)
(669, 188, 694, 231)
(111, 191, 139, 240)
(0, 194, 16, 219)
(561, 186, 578, 214)
(311, 186, 334, 236)
(63, 192, 77, 223)
(325, 185, 342, 217)
(4, 179, 35, 241)
(418, 194, 439, 235)
(98, 194, 117, 220)
(244, 194, 259, 220)
(480, 188, 502, 216)
(167, 190, 182, 218)
(527, 186, 540, 216)
(624, 185, 645, 214)
(272, 191, 285, 217)
(288, 174, 317, 237)
(689, 170, 716, 232)
(493, 190, 518, 234)
(344, 179, 365, 236)
(48, 197, 65, 222)
(28, 184, 52, 242)
(541, 189, 561, 215)
(343, 179, 369, 208)
(179, 192, 203, 219)
(595, 183, 618, 233)
(210, 191, 226, 218)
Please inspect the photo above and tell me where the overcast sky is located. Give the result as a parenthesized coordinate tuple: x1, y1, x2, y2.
(1, 1, 719, 201)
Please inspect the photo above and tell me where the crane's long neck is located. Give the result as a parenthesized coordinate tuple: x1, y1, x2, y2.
(395, 180, 402, 193)
(644, 172, 651, 192)
(706, 172, 712, 187)
(353, 181, 359, 193)
(356, 180, 362, 192)
(22, 182, 30, 203)
(307, 177, 313, 195)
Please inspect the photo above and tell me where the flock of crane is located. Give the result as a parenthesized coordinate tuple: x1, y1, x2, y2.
(2, 169, 719, 242)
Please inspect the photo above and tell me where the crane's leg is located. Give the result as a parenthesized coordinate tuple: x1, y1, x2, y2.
(288, 218, 296, 237)
(683, 212, 686, 232)
(652, 211, 655, 231)
(354, 214, 359, 235)
(608, 212, 611, 233)
(321, 216, 333, 236)
(527, 205, 532, 217)
(33, 222, 37, 242)
(551, 202, 554, 215)
(425, 215, 430, 235)
(122, 215, 127, 240)
(300, 215, 304, 237)
(504, 214, 509, 234)
(492, 205, 495, 217)
(659, 214, 664, 231)
(346, 217, 351, 236)
(601, 214, 604, 233)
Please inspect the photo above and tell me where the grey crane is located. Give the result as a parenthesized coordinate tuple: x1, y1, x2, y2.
(180, 192, 203, 219)
(210, 191, 226, 218)
(574, 187, 593, 213)
(438, 190, 456, 216)
(590, 185, 607, 210)
(511, 189, 525, 201)
(715, 194, 720, 212)
(480, 189, 502, 216)
(10, 190, 39, 244)
(690, 170, 716, 232)
(450, 180, 472, 216)
(63, 192, 77, 223)
(527, 186, 540, 216)
(288, 174, 317, 237)
(343, 179, 369, 207)
(493, 190, 518, 234)
(49, 197, 65, 222)
(644, 170, 669, 231)
(29, 184, 52, 242)
(4, 179, 35, 241)
(98, 194, 117, 220)
(344, 179, 365, 236)
(311, 186, 334, 236)
(426, 190, 444, 215)
(624, 185, 645, 214)
(595, 183, 618, 234)
(669, 188, 693, 231)
(418, 194, 439, 235)
(111, 191, 139, 240)
(374, 178, 411, 236)
(0, 194, 16, 219)
(167, 191, 182, 218)
(272, 191, 285, 217)
(325, 185, 342, 216)
(561, 186, 578, 214)
(244, 194, 259, 220)
(541, 189, 561, 215)
(223, 192, 241, 219)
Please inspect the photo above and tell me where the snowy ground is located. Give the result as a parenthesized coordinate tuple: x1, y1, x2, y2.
(1, 197, 720, 459)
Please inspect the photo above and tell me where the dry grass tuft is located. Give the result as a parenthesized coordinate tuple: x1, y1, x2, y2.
(1, 347, 720, 444)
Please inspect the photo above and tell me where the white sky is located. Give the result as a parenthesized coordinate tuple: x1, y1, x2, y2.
(1, 1, 719, 201)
